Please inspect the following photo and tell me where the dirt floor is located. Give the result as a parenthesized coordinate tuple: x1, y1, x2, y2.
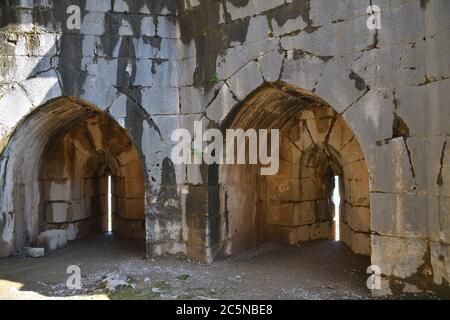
(0, 235, 375, 300)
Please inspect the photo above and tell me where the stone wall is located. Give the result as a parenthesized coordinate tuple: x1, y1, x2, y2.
(213, 83, 370, 257)
(0, 0, 449, 296)
(268, 102, 371, 256)
(39, 110, 145, 240)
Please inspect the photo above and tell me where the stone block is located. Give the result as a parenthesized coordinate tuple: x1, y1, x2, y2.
(289, 120, 315, 151)
(297, 225, 310, 243)
(116, 147, 141, 166)
(157, 15, 180, 38)
(378, 1, 425, 47)
(294, 201, 317, 226)
(81, 12, 105, 35)
(342, 89, 394, 151)
(259, 51, 284, 82)
(340, 222, 351, 248)
(117, 198, 145, 220)
(344, 204, 370, 233)
(24, 247, 45, 258)
(224, 183, 255, 212)
(180, 86, 204, 114)
(266, 177, 294, 202)
(306, 116, 335, 145)
(227, 208, 257, 235)
(185, 186, 209, 215)
(0, 83, 34, 129)
(66, 224, 78, 241)
(327, 117, 355, 154)
(225, 0, 284, 20)
(267, 202, 294, 226)
(45, 202, 69, 224)
(310, 0, 367, 26)
(121, 160, 146, 179)
(430, 241, 450, 287)
(226, 61, 264, 101)
(280, 55, 326, 92)
(366, 138, 417, 194)
(19, 69, 62, 107)
(205, 84, 238, 124)
(343, 177, 370, 207)
(350, 231, 371, 256)
(120, 177, 145, 199)
(342, 160, 369, 181)
(246, 15, 270, 43)
(267, 225, 298, 245)
(141, 86, 180, 115)
(371, 192, 428, 238)
(338, 136, 365, 166)
(47, 180, 72, 201)
(37, 230, 68, 251)
(86, 0, 111, 12)
(371, 235, 428, 279)
(227, 230, 259, 256)
(71, 199, 89, 221)
(271, 11, 307, 37)
(309, 222, 332, 241)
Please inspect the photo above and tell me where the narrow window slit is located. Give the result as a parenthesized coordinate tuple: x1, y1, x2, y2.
(333, 175, 341, 241)
(107, 175, 112, 233)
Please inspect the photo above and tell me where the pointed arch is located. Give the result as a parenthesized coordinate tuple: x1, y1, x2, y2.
(0, 96, 146, 256)
(207, 82, 371, 259)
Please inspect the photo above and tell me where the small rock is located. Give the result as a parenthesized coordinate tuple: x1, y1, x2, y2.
(144, 277, 151, 283)
(24, 247, 45, 258)
(37, 230, 68, 251)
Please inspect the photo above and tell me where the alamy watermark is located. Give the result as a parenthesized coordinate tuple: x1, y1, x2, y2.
(66, 265, 82, 290)
(65, 4, 381, 31)
(171, 121, 279, 176)
(367, 5, 382, 30)
(66, 5, 81, 30)
(367, 265, 382, 290)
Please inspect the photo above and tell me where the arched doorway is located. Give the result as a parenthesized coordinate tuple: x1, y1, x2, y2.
(0, 97, 145, 256)
(211, 82, 371, 258)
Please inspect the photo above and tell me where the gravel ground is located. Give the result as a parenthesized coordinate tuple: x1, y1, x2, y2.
(0, 235, 373, 300)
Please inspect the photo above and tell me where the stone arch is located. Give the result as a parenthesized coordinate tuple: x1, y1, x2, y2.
(0, 96, 146, 257)
(208, 82, 371, 259)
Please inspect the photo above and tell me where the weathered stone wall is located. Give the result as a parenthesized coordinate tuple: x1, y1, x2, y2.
(40, 111, 145, 240)
(214, 83, 370, 257)
(268, 103, 371, 256)
(0, 0, 449, 296)
(0, 0, 184, 257)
